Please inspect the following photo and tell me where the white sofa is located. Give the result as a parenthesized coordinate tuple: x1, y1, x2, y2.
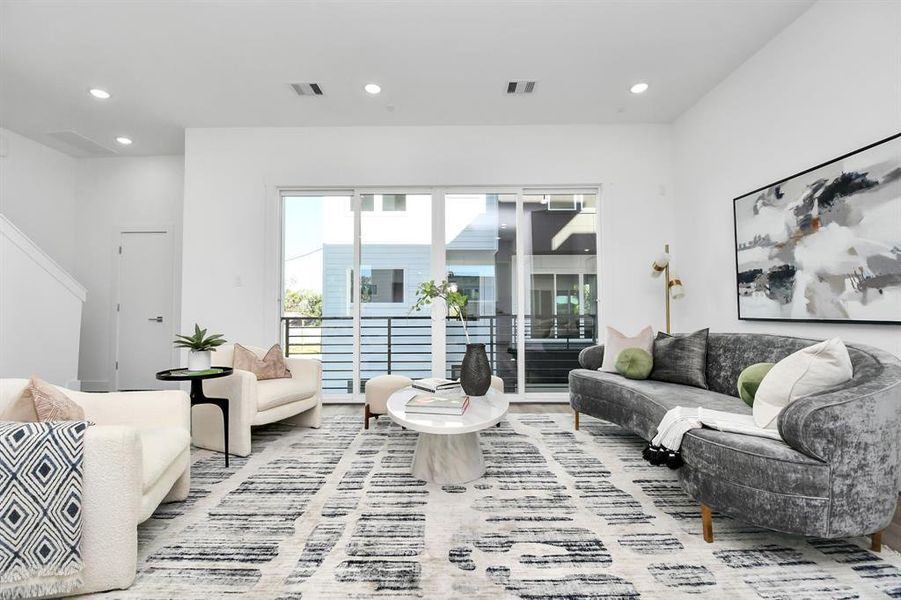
(0, 379, 191, 596)
(193, 344, 322, 457)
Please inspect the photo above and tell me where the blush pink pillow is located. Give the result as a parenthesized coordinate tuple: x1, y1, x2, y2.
(2, 377, 86, 422)
(233, 344, 292, 380)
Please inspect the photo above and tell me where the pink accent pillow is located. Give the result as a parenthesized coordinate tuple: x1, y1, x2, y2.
(7, 377, 86, 422)
(233, 344, 292, 380)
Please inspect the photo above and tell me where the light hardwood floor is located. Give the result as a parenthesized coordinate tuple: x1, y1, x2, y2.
(323, 402, 572, 417)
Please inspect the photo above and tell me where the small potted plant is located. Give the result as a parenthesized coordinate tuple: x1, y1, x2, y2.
(413, 279, 491, 396)
(173, 324, 227, 371)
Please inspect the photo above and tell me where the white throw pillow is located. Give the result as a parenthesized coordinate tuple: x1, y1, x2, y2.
(600, 326, 654, 373)
(752, 337, 853, 430)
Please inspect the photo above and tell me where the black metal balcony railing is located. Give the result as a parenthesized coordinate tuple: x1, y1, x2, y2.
(282, 314, 597, 394)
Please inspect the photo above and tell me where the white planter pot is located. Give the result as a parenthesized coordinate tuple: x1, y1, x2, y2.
(187, 350, 212, 371)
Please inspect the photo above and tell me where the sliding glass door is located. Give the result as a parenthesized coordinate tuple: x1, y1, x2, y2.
(522, 191, 599, 392)
(445, 193, 518, 392)
(359, 193, 433, 389)
(282, 187, 600, 399)
(282, 192, 353, 394)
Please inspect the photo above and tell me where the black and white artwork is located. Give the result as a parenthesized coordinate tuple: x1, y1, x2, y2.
(734, 133, 901, 324)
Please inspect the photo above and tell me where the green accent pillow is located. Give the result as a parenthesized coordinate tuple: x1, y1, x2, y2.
(615, 347, 653, 380)
(737, 362, 775, 406)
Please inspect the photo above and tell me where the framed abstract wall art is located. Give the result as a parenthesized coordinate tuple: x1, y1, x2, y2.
(734, 133, 901, 324)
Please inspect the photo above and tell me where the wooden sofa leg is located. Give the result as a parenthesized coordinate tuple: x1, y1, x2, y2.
(364, 403, 371, 430)
(701, 504, 714, 543)
(574, 410, 580, 431)
(871, 531, 882, 553)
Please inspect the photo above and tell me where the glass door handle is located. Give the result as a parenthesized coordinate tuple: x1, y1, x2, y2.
(148, 316, 163, 322)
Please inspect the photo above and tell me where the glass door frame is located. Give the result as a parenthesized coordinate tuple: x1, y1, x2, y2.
(277, 185, 602, 403)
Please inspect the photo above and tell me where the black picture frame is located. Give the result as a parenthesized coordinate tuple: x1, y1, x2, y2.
(733, 132, 901, 325)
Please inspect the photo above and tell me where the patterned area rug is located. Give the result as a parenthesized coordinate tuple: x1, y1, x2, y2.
(95, 414, 901, 598)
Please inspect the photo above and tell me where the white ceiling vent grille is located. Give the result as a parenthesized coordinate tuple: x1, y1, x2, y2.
(46, 130, 117, 157)
(290, 83, 324, 96)
(506, 80, 536, 94)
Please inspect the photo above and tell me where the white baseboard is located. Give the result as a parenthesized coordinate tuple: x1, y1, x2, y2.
(79, 380, 111, 392)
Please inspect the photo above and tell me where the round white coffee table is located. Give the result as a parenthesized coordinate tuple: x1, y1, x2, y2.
(386, 387, 508, 485)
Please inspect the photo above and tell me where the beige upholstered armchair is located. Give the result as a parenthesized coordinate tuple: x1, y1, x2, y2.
(0, 379, 191, 596)
(194, 344, 322, 457)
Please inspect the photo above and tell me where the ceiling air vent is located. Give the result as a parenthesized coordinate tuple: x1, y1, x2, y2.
(290, 83, 324, 96)
(506, 80, 536, 94)
(46, 130, 117, 157)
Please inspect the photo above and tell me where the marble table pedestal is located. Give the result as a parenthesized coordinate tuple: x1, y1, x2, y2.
(386, 386, 508, 486)
(411, 431, 485, 484)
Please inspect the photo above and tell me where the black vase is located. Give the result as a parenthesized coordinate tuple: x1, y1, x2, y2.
(461, 343, 491, 396)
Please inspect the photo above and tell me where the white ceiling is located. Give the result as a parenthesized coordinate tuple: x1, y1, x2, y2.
(0, 0, 814, 157)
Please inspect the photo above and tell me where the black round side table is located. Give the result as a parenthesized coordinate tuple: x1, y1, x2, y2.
(156, 367, 233, 467)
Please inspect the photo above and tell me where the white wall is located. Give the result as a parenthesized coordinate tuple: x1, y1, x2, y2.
(75, 156, 184, 391)
(0, 215, 85, 387)
(0, 128, 79, 272)
(0, 128, 84, 386)
(673, 0, 901, 356)
(183, 125, 675, 347)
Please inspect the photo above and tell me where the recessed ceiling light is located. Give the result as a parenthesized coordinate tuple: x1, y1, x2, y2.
(364, 83, 381, 95)
(89, 88, 111, 99)
(630, 82, 649, 94)
(115, 136, 133, 146)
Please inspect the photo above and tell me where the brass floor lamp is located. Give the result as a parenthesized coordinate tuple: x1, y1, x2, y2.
(651, 244, 685, 334)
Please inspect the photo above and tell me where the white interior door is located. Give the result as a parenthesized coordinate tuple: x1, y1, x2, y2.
(116, 231, 173, 390)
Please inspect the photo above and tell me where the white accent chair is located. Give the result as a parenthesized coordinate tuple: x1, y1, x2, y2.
(0, 379, 191, 596)
(194, 344, 322, 457)
(364, 374, 412, 429)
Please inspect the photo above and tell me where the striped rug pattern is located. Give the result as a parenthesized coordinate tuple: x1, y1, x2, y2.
(96, 413, 901, 598)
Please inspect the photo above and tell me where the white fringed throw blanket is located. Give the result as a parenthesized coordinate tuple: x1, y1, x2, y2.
(0, 421, 88, 600)
(653, 407, 782, 450)
(644, 407, 782, 469)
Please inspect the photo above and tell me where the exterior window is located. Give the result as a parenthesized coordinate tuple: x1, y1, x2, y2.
(358, 194, 405, 212)
(541, 193, 596, 212)
(547, 194, 577, 211)
(351, 268, 404, 303)
(382, 194, 406, 211)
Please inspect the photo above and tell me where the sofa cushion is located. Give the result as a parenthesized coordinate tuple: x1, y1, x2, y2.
(569, 369, 749, 440)
(615, 348, 653, 380)
(234, 343, 292, 380)
(753, 337, 853, 429)
(680, 428, 829, 499)
(257, 377, 319, 412)
(19, 377, 85, 422)
(650, 329, 709, 389)
(737, 362, 775, 406)
(140, 427, 191, 493)
(600, 326, 654, 373)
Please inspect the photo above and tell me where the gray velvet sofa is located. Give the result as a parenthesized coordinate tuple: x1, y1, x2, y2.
(569, 332, 901, 548)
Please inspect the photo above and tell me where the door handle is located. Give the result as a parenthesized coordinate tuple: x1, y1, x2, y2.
(148, 316, 163, 322)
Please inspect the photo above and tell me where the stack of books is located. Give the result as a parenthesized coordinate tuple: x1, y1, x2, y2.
(412, 377, 462, 396)
(405, 394, 470, 416)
